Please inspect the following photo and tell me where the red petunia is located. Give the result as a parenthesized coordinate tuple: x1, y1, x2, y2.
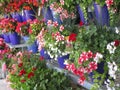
(114, 40, 120, 47)
(28, 72, 34, 79)
(69, 33, 77, 42)
(20, 79, 26, 83)
(19, 69, 26, 76)
(40, 56, 44, 61)
(79, 21, 84, 26)
(18, 63, 23, 67)
(32, 67, 37, 71)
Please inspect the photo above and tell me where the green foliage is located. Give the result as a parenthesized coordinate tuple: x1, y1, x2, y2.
(9, 52, 73, 90)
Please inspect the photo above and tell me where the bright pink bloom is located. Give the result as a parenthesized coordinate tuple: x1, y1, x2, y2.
(59, 25, 64, 31)
(89, 62, 97, 70)
(78, 75, 86, 85)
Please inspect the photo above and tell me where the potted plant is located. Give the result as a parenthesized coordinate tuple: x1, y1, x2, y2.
(65, 24, 120, 89)
(7, 51, 75, 90)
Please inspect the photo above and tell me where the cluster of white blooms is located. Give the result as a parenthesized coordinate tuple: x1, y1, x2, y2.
(107, 62, 118, 79)
(104, 79, 115, 90)
(93, 52, 103, 63)
(47, 42, 69, 60)
(107, 42, 116, 54)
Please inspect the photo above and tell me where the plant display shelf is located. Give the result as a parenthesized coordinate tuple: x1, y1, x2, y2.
(46, 61, 102, 90)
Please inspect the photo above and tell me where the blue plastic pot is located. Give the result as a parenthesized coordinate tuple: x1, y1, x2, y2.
(23, 36, 38, 53)
(3, 33, 10, 43)
(94, 3, 110, 26)
(9, 32, 20, 45)
(57, 54, 69, 69)
(24, 10, 36, 21)
(11, 12, 23, 22)
(76, 4, 86, 24)
(89, 61, 110, 84)
(40, 48, 51, 60)
(42, 6, 54, 23)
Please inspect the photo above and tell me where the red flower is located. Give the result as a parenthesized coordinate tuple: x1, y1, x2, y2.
(18, 63, 23, 67)
(69, 33, 77, 42)
(20, 79, 26, 83)
(78, 75, 86, 85)
(79, 21, 84, 26)
(114, 40, 120, 47)
(40, 56, 44, 61)
(32, 67, 37, 71)
(28, 72, 34, 79)
(19, 69, 26, 76)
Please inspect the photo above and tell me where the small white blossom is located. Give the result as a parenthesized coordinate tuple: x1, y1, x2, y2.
(107, 43, 116, 54)
(94, 53, 103, 62)
(115, 27, 119, 34)
(107, 62, 118, 79)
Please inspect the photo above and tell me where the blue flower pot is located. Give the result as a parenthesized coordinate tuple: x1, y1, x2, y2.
(57, 54, 69, 69)
(94, 3, 110, 26)
(24, 10, 36, 21)
(27, 41, 38, 54)
(40, 48, 51, 60)
(9, 32, 20, 45)
(76, 4, 86, 24)
(3, 33, 10, 43)
(11, 12, 23, 22)
(89, 61, 109, 83)
(23, 36, 38, 53)
(42, 6, 54, 23)
(0, 34, 4, 39)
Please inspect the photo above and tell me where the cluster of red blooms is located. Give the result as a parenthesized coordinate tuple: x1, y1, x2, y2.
(66, 51, 98, 84)
(16, 22, 32, 36)
(5, 0, 38, 13)
(0, 38, 9, 59)
(0, 18, 17, 33)
(68, 33, 77, 42)
(18, 62, 36, 83)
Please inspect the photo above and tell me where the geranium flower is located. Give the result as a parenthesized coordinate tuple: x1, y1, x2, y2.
(28, 72, 34, 79)
(114, 40, 120, 47)
(20, 79, 26, 83)
(69, 33, 77, 42)
(19, 69, 26, 76)
(79, 21, 84, 26)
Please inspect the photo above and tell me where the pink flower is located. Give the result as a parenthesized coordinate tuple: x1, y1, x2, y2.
(59, 25, 64, 31)
(89, 62, 97, 70)
(47, 20, 52, 26)
(87, 51, 93, 59)
(60, 0, 64, 5)
(78, 75, 86, 85)
(53, 21, 58, 27)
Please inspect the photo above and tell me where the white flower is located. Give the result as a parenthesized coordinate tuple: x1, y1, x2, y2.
(115, 27, 119, 34)
(107, 62, 118, 79)
(64, 60, 69, 65)
(94, 52, 103, 62)
(107, 43, 116, 54)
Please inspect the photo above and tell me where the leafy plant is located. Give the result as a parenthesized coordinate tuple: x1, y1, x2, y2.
(8, 51, 73, 90)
